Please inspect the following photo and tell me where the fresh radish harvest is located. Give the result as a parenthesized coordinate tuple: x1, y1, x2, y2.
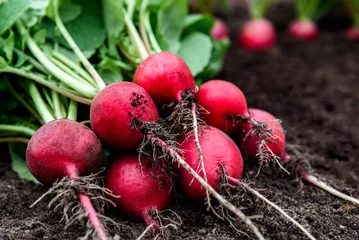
(197, 80, 248, 135)
(238, 19, 276, 50)
(90, 82, 159, 152)
(240, 108, 286, 162)
(133, 52, 196, 104)
(287, 20, 318, 41)
(176, 125, 244, 201)
(26, 119, 107, 240)
(211, 18, 229, 40)
(105, 155, 173, 233)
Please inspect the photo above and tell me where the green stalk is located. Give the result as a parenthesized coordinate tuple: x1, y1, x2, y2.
(52, 0, 106, 90)
(139, 0, 151, 54)
(15, 20, 97, 98)
(28, 82, 55, 124)
(7, 82, 43, 124)
(1, 67, 92, 105)
(0, 124, 36, 137)
(127, 0, 136, 19)
(48, 56, 93, 86)
(14, 49, 50, 74)
(124, 10, 150, 61)
(41, 86, 55, 111)
(51, 90, 63, 119)
(0, 137, 30, 144)
(67, 99, 78, 121)
(52, 51, 94, 83)
(145, 12, 162, 53)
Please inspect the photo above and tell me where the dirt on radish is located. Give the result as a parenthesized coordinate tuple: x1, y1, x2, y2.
(0, 2, 358, 240)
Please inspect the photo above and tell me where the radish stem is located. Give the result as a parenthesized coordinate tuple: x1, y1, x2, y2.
(0, 125, 36, 137)
(52, 0, 106, 90)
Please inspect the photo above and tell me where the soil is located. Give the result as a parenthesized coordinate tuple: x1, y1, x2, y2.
(1, 3, 359, 240)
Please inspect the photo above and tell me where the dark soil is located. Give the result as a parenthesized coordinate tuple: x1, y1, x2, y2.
(1, 3, 358, 240)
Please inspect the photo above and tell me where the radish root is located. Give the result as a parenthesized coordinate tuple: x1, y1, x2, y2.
(286, 144, 359, 206)
(30, 170, 120, 240)
(227, 176, 317, 240)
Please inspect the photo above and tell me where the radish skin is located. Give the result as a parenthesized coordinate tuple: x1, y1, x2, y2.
(287, 20, 318, 42)
(133, 52, 196, 104)
(211, 18, 229, 40)
(176, 126, 244, 201)
(238, 19, 276, 50)
(197, 80, 248, 135)
(105, 155, 173, 235)
(90, 82, 159, 152)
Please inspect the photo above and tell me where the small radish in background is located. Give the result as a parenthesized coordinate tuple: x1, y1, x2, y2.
(287, 0, 337, 41)
(238, 0, 277, 50)
(211, 18, 230, 40)
(197, 80, 248, 136)
(105, 155, 175, 236)
(238, 108, 359, 207)
(342, 0, 359, 40)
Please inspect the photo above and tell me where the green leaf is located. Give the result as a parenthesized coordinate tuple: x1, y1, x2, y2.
(97, 57, 123, 85)
(0, 0, 8, 6)
(0, 0, 32, 34)
(198, 38, 230, 81)
(33, 29, 47, 45)
(178, 32, 212, 77)
(9, 143, 40, 184)
(3, 30, 15, 62)
(46, 0, 82, 23)
(102, 0, 124, 39)
(20, 0, 51, 28)
(184, 14, 215, 35)
(156, 0, 187, 52)
(42, 0, 106, 51)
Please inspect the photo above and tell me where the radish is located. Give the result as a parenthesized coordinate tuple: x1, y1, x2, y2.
(240, 108, 286, 164)
(105, 155, 174, 235)
(176, 125, 244, 201)
(345, 27, 359, 40)
(238, 0, 278, 50)
(287, 20, 318, 42)
(90, 82, 159, 152)
(288, 0, 337, 41)
(211, 18, 230, 40)
(174, 125, 315, 239)
(133, 52, 196, 105)
(197, 80, 248, 136)
(239, 108, 359, 207)
(238, 19, 276, 50)
(342, 0, 359, 40)
(26, 119, 108, 240)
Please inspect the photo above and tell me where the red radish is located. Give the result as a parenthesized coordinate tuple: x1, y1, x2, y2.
(238, 19, 276, 50)
(105, 155, 173, 232)
(133, 52, 196, 104)
(176, 125, 243, 201)
(240, 108, 286, 162)
(345, 27, 359, 40)
(26, 119, 107, 240)
(211, 18, 229, 40)
(90, 82, 159, 152)
(197, 80, 248, 135)
(287, 20, 318, 42)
